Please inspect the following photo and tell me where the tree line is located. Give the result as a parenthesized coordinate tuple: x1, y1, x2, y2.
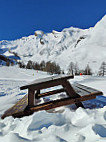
(67, 62, 92, 75)
(18, 60, 93, 75)
(2, 58, 106, 76)
(18, 60, 62, 75)
(68, 61, 106, 76)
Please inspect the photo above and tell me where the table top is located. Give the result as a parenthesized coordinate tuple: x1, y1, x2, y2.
(20, 74, 74, 90)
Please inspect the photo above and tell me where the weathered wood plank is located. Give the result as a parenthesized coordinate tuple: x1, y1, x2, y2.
(62, 80, 79, 97)
(1, 95, 28, 119)
(62, 80, 84, 108)
(28, 88, 35, 107)
(73, 83, 102, 94)
(20, 75, 74, 90)
(29, 93, 96, 112)
(38, 88, 65, 98)
(72, 85, 91, 96)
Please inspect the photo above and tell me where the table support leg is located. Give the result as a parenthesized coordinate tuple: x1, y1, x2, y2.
(62, 80, 84, 108)
(35, 90, 40, 99)
(28, 88, 35, 107)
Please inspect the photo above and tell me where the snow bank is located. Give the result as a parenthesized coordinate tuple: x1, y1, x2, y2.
(0, 107, 106, 142)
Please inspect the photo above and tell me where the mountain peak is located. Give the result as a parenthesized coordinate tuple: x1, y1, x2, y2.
(0, 16, 106, 74)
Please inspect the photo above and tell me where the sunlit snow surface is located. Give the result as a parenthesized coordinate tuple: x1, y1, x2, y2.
(0, 66, 106, 142)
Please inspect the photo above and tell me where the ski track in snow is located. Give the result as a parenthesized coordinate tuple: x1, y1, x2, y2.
(0, 66, 106, 142)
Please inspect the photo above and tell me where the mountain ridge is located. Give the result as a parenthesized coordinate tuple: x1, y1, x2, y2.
(0, 15, 106, 73)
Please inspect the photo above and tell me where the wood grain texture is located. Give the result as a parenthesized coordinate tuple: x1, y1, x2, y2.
(1, 95, 28, 119)
(20, 75, 74, 90)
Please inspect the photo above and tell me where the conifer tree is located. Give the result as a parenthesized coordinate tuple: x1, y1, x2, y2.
(99, 62, 106, 76)
(84, 64, 92, 75)
(26, 60, 33, 69)
(74, 62, 79, 75)
(68, 62, 74, 75)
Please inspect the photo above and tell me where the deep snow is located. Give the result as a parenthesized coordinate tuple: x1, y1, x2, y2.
(0, 66, 106, 142)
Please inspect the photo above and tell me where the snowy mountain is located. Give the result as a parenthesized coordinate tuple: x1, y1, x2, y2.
(0, 15, 106, 73)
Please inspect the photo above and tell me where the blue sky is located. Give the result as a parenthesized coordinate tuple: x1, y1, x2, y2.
(0, 0, 106, 40)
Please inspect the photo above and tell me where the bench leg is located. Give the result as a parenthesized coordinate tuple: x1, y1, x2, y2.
(75, 102, 85, 108)
(62, 80, 84, 108)
(28, 88, 35, 107)
(35, 90, 40, 99)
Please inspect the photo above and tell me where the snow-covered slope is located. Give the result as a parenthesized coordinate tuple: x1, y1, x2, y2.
(0, 15, 106, 73)
(0, 66, 106, 142)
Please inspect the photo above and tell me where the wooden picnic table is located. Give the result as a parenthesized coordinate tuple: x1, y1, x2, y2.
(20, 74, 84, 108)
(2, 74, 103, 119)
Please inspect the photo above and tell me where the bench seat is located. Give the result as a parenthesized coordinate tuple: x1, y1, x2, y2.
(1, 95, 28, 119)
(72, 83, 103, 97)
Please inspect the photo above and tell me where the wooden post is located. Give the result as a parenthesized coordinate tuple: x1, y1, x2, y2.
(62, 80, 84, 108)
(62, 80, 77, 97)
(28, 88, 35, 107)
(35, 90, 40, 99)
